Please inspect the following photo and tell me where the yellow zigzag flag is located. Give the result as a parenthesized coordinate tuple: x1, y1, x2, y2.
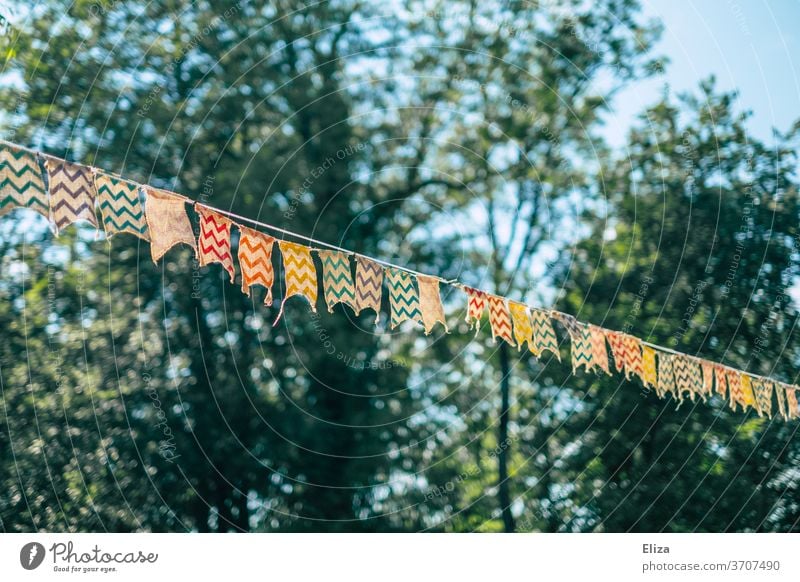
(509, 302, 534, 353)
(274, 240, 317, 324)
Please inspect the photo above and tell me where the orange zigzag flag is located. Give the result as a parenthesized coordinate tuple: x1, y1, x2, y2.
(605, 330, 627, 375)
(589, 325, 611, 376)
(197, 207, 235, 283)
(488, 295, 515, 346)
(464, 286, 488, 332)
(238, 226, 276, 305)
(714, 364, 728, 399)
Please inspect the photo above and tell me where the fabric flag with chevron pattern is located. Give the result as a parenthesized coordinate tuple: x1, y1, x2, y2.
(238, 226, 276, 305)
(355, 256, 383, 323)
(641, 345, 657, 388)
(672, 354, 695, 401)
(488, 295, 515, 346)
(605, 330, 627, 375)
(775, 382, 789, 420)
(0, 144, 48, 219)
(385, 267, 423, 329)
(275, 240, 318, 324)
(727, 369, 745, 412)
(197, 206, 235, 283)
(701, 361, 715, 398)
(714, 364, 728, 399)
(464, 286, 488, 332)
(787, 388, 799, 419)
(94, 172, 147, 239)
(144, 189, 196, 263)
(418, 275, 448, 334)
(623, 335, 645, 383)
(318, 250, 357, 314)
(531, 308, 560, 360)
(752, 378, 774, 418)
(509, 302, 534, 352)
(741, 374, 756, 409)
(563, 317, 595, 374)
(588, 325, 611, 375)
(45, 157, 97, 234)
(656, 352, 676, 399)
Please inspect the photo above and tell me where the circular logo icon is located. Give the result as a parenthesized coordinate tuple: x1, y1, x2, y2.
(20, 542, 46, 570)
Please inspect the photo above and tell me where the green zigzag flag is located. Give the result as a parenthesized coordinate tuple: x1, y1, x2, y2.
(386, 267, 423, 329)
(95, 172, 148, 239)
(531, 308, 560, 361)
(0, 144, 48, 218)
(317, 250, 357, 313)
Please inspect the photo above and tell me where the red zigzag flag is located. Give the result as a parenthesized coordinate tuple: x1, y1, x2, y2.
(197, 206, 235, 283)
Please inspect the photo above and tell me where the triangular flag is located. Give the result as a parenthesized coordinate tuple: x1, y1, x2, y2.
(144, 188, 196, 263)
(238, 226, 275, 305)
(0, 144, 48, 218)
(318, 250, 357, 314)
(589, 325, 611, 375)
(641, 345, 657, 388)
(531, 309, 560, 360)
(45, 157, 97, 234)
(274, 240, 317, 323)
(488, 295, 515, 346)
(656, 352, 676, 399)
(509, 302, 534, 352)
(752, 378, 774, 418)
(354, 256, 383, 323)
(95, 172, 147, 239)
(197, 206, 235, 283)
(418, 275, 448, 334)
(464, 287, 488, 332)
(385, 267, 423, 329)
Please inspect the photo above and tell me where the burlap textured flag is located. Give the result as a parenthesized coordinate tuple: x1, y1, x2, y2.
(775, 383, 789, 420)
(752, 378, 774, 418)
(0, 144, 48, 218)
(238, 226, 275, 305)
(488, 295, 515, 346)
(418, 275, 448, 334)
(509, 302, 534, 352)
(741, 374, 756, 409)
(45, 157, 97, 234)
(656, 352, 676, 399)
(385, 267, 423, 329)
(787, 388, 799, 420)
(641, 345, 657, 388)
(623, 335, 645, 383)
(197, 207, 235, 283)
(94, 172, 147, 239)
(355, 256, 383, 323)
(144, 188, 196, 263)
(727, 369, 745, 412)
(672, 355, 695, 402)
(464, 286, 488, 332)
(275, 240, 317, 323)
(605, 330, 627, 375)
(589, 325, 611, 375)
(531, 308, 560, 360)
(555, 313, 592, 373)
(701, 361, 715, 398)
(714, 364, 728, 399)
(318, 250, 357, 313)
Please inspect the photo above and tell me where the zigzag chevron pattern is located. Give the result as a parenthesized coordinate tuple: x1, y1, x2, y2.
(488, 295, 515, 346)
(531, 309, 560, 360)
(605, 330, 627, 375)
(623, 335, 645, 383)
(144, 188, 197, 263)
(275, 240, 318, 322)
(197, 207, 235, 283)
(555, 313, 592, 372)
(741, 374, 756, 409)
(464, 287, 488, 331)
(418, 275, 448, 334)
(727, 369, 745, 412)
(355, 256, 383, 323)
(775, 382, 788, 420)
(641, 345, 657, 388)
(714, 364, 728, 399)
(385, 267, 423, 329)
(673, 355, 700, 402)
(589, 325, 611, 375)
(701, 361, 715, 398)
(787, 388, 799, 419)
(318, 250, 357, 314)
(656, 352, 676, 399)
(95, 172, 147, 239)
(752, 378, 774, 418)
(509, 302, 534, 353)
(0, 144, 48, 218)
(45, 157, 97, 233)
(238, 226, 275, 305)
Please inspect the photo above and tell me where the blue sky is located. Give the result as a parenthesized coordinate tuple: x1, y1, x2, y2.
(605, 0, 800, 147)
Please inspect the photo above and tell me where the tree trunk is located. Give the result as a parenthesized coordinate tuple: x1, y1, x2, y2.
(497, 341, 516, 532)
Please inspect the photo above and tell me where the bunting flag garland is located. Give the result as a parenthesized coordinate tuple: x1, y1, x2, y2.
(144, 188, 197, 263)
(509, 302, 534, 352)
(752, 378, 774, 418)
(0, 144, 48, 218)
(641, 345, 657, 388)
(385, 267, 423, 329)
(275, 240, 317, 323)
(45, 157, 98, 234)
(94, 172, 148, 239)
(197, 206, 235, 283)
(317, 250, 357, 314)
(488, 295, 515, 346)
(4, 139, 800, 422)
(355, 256, 384, 323)
(464, 286, 488, 332)
(238, 226, 276, 305)
(418, 275, 449, 334)
(531, 309, 560, 360)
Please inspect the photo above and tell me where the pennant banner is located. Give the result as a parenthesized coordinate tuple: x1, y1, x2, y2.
(197, 207, 235, 283)
(275, 240, 317, 323)
(238, 226, 276, 305)
(386, 267, 423, 329)
(509, 302, 534, 353)
(0, 144, 48, 218)
(355, 256, 383, 323)
(318, 250, 357, 314)
(464, 286, 488, 332)
(45, 157, 97, 234)
(144, 189, 196, 263)
(95, 172, 148, 239)
(418, 275, 448, 334)
(488, 295, 515, 346)
(531, 309, 560, 361)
